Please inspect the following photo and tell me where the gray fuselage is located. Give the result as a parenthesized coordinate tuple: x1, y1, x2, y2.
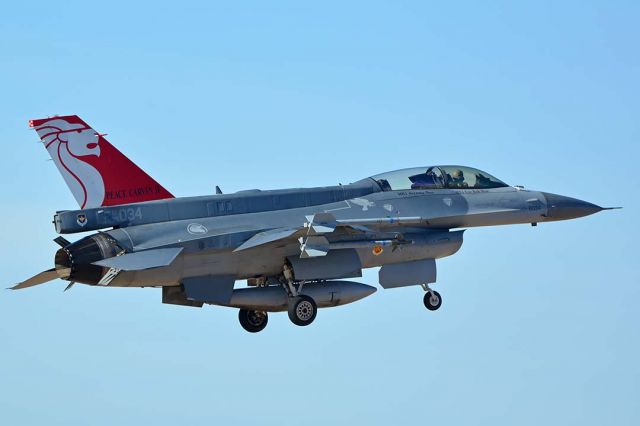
(52, 175, 593, 288)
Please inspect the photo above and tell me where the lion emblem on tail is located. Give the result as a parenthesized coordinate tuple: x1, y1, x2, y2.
(34, 118, 105, 208)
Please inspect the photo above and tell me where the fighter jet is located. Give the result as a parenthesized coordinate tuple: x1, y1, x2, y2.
(12, 115, 616, 332)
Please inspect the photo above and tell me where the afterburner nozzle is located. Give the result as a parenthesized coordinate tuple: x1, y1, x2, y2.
(54, 234, 121, 284)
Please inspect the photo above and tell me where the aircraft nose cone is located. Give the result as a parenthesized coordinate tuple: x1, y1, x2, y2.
(542, 192, 603, 221)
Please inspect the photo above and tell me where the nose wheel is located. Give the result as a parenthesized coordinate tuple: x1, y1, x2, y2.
(239, 309, 269, 333)
(422, 284, 442, 311)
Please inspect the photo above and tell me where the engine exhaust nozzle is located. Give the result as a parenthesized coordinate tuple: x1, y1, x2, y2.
(54, 234, 121, 284)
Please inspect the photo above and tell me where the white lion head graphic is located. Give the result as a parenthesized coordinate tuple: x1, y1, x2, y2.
(35, 118, 105, 209)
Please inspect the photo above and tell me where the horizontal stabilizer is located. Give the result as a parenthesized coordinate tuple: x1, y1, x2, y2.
(234, 227, 301, 252)
(93, 247, 183, 271)
(10, 269, 58, 290)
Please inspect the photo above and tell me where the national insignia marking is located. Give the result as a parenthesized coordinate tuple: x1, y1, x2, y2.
(76, 214, 87, 227)
(187, 223, 208, 235)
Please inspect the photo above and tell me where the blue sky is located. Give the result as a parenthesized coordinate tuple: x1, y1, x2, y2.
(1, 1, 638, 424)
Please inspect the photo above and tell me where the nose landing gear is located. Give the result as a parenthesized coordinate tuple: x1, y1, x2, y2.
(422, 284, 442, 311)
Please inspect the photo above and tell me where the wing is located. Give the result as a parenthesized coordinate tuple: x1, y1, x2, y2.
(233, 227, 302, 252)
(233, 213, 410, 258)
(135, 213, 417, 259)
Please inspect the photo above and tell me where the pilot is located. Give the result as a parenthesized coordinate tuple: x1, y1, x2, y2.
(449, 169, 468, 188)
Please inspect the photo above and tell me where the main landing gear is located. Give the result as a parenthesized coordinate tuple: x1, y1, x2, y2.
(422, 284, 442, 311)
(237, 295, 318, 333)
(238, 309, 269, 333)
(283, 263, 317, 327)
(288, 295, 318, 326)
(238, 265, 319, 333)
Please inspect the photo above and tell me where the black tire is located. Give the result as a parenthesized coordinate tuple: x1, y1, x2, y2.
(423, 291, 442, 311)
(287, 295, 317, 326)
(238, 309, 268, 333)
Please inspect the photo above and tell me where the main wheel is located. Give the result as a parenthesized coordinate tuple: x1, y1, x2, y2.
(423, 291, 442, 311)
(238, 309, 268, 333)
(288, 295, 317, 326)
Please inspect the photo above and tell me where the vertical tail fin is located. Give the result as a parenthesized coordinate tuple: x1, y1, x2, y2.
(30, 115, 174, 209)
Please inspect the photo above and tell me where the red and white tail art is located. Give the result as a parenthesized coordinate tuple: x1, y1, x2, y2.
(30, 115, 174, 209)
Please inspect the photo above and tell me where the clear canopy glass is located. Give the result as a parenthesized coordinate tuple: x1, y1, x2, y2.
(371, 166, 509, 191)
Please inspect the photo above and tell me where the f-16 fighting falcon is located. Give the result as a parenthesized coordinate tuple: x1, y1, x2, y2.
(12, 115, 617, 332)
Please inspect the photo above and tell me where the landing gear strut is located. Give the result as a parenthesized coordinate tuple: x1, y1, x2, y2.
(238, 309, 269, 333)
(422, 284, 442, 311)
(283, 263, 318, 326)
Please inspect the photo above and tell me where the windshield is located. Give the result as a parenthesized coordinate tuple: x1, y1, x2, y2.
(371, 166, 508, 191)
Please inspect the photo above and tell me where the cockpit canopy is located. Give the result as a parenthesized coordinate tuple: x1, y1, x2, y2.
(371, 166, 509, 191)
